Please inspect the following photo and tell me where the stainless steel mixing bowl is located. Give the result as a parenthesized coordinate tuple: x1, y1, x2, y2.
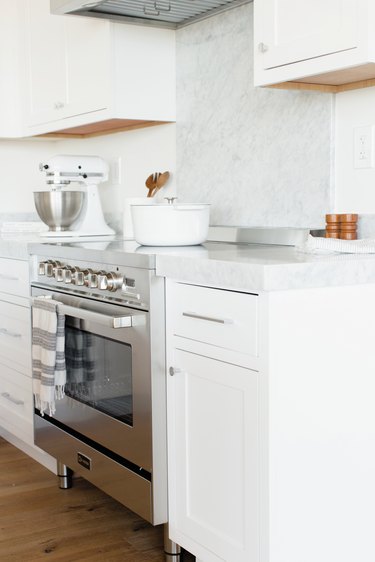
(33, 191, 84, 232)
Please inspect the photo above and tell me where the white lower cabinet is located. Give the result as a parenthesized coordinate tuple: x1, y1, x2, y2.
(0, 364, 33, 443)
(166, 280, 260, 562)
(0, 257, 56, 473)
(167, 280, 375, 562)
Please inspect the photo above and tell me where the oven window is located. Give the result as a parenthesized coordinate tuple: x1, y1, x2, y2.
(64, 325, 133, 426)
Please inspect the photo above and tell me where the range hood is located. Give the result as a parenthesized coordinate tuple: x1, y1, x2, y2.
(50, 0, 251, 29)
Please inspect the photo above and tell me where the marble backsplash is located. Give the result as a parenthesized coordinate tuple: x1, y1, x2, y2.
(176, 3, 334, 229)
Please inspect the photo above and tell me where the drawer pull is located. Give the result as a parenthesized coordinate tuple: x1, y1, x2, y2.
(169, 367, 182, 377)
(0, 328, 22, 338)
(182, 312, 233, 325)
(1, 392, 24, 406)
(0, 273, 19, 281)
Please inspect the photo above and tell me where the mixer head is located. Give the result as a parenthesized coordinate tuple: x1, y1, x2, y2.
(39, 155, 109, 188)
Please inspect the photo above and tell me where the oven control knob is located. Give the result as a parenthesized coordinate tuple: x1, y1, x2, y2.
(98, 272, 123, 292)
(46, 261, 61, 277)
(98, 274, 108, 290)
(88, 273, 99, 289)
(55, 268, 65, 282)
(75, 271, 85, 286)
(82, 269, 93, 287)
(38, 261, 48, 275)
(63, 267, 76, 283)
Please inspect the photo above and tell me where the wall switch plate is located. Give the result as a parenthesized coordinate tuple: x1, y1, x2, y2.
(354, 126, 374, 169)
(110, 157, 122, 184)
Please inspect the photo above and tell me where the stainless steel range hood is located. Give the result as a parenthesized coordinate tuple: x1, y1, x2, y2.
(50, 0, 252, 29)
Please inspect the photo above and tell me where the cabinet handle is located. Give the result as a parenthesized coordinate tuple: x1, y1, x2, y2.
(169, 367, 182, 376)
(54, 101, 65, 110)
(0, 328, 22, 338)
(1, 392, 24, 406)
(0, 273, 19, 281)
(258, 42, 269, 53)
(182, 312, 233, 325)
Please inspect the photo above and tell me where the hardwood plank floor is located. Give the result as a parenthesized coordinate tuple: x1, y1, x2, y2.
(0, 438, 166, 561)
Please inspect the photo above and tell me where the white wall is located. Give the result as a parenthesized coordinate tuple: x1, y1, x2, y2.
(335, 86, 375, 237)
(0, 123, 176, 231)
(335, 86, 375, 213)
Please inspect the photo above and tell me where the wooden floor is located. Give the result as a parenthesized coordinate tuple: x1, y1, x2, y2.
(0, 437, 167, 561)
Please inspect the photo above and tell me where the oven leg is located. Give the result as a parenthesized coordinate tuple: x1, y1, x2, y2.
(57, 461, 73, 489)
(164, 523, 181, 562)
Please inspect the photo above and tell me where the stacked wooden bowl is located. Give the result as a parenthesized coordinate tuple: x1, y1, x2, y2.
(325, 214, 358, 240)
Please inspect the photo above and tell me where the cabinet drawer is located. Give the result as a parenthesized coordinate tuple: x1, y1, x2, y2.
(0, 363, 33, 443)
(0, 258, 29, 298)
(170, 283, 258, 357)
(0, 300, 31, 374)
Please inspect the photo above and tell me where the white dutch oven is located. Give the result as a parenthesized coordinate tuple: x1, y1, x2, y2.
(131, 202, 210, 246)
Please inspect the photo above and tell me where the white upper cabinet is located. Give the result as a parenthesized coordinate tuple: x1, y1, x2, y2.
(259, 0, 357, 69)
(0, 4, 25, 137)
(25, 1, 109, 127)
(2, 0, 175, 138)
(254, 0, 375, 90)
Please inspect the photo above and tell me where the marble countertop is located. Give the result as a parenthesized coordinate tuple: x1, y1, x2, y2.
(154, 242, 375, 291)
(2, 234, 375, 292)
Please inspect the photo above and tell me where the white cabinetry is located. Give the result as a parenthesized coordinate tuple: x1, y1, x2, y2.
(254, 0, 375, 90)
(0, 4, 25, 137)
(0, 257, 56, 472)
(25, 0, 109, 127)
(22, 0, 175, 137)
(166, 281, 260, 562)
(167, 279, 375, 562)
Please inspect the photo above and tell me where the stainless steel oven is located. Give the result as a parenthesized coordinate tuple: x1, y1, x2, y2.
(30, 250, 167, 526)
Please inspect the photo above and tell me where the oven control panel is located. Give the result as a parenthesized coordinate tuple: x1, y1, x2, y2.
(33, 259, 151, 309)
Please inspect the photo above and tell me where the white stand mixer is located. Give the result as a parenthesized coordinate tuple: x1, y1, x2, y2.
(37, 155, 115, 237)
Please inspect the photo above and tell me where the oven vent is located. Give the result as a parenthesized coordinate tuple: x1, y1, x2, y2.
(51, 0, 252, 29)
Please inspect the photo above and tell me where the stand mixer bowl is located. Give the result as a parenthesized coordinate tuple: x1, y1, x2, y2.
(34, 191, 84, 232)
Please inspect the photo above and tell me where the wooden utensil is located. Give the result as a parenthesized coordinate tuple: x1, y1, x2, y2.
(151, 171, 170, 197)
(145, 173, 159, 197)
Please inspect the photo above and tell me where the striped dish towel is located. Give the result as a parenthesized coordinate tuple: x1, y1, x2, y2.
(32, 297, 66, 416)
(298, 235, 375, 254)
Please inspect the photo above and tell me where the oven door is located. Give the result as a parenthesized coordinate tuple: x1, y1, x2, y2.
(31, 287, 153, 471)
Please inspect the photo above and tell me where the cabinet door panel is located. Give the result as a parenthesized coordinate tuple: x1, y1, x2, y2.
(26, 0, 67, 125)
(64, 17, 110, 116)
(25, 0, 109, 126)
(0, 300, 31, 374)
(259, 0, 358, 69)
(0, 364, 33, 443)
(0, 258, 30, 299)
(168, 350, 259, 562)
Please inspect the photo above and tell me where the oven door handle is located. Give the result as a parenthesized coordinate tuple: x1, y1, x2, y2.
(32, 298, 142, 329)
(59, 304, 140, 328)
(59, 304, 144, 328)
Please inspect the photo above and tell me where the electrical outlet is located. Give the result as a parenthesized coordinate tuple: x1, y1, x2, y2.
(110, 157, 122, 184)
(354, 126, 374, 169)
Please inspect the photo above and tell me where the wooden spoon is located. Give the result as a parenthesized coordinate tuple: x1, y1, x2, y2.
(145, 173, 158, 197)
(151, 171, 170, 197)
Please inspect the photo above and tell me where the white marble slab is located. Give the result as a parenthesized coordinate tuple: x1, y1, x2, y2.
(155, 242, 375, 292)
(176, 3, 333, 229)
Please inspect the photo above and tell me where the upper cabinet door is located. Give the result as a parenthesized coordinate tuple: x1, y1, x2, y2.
(257, 0, 358, 69)
(25, 0, 109, 126)
(25, 0, 67, 125)
(63, 17, 110, 117)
